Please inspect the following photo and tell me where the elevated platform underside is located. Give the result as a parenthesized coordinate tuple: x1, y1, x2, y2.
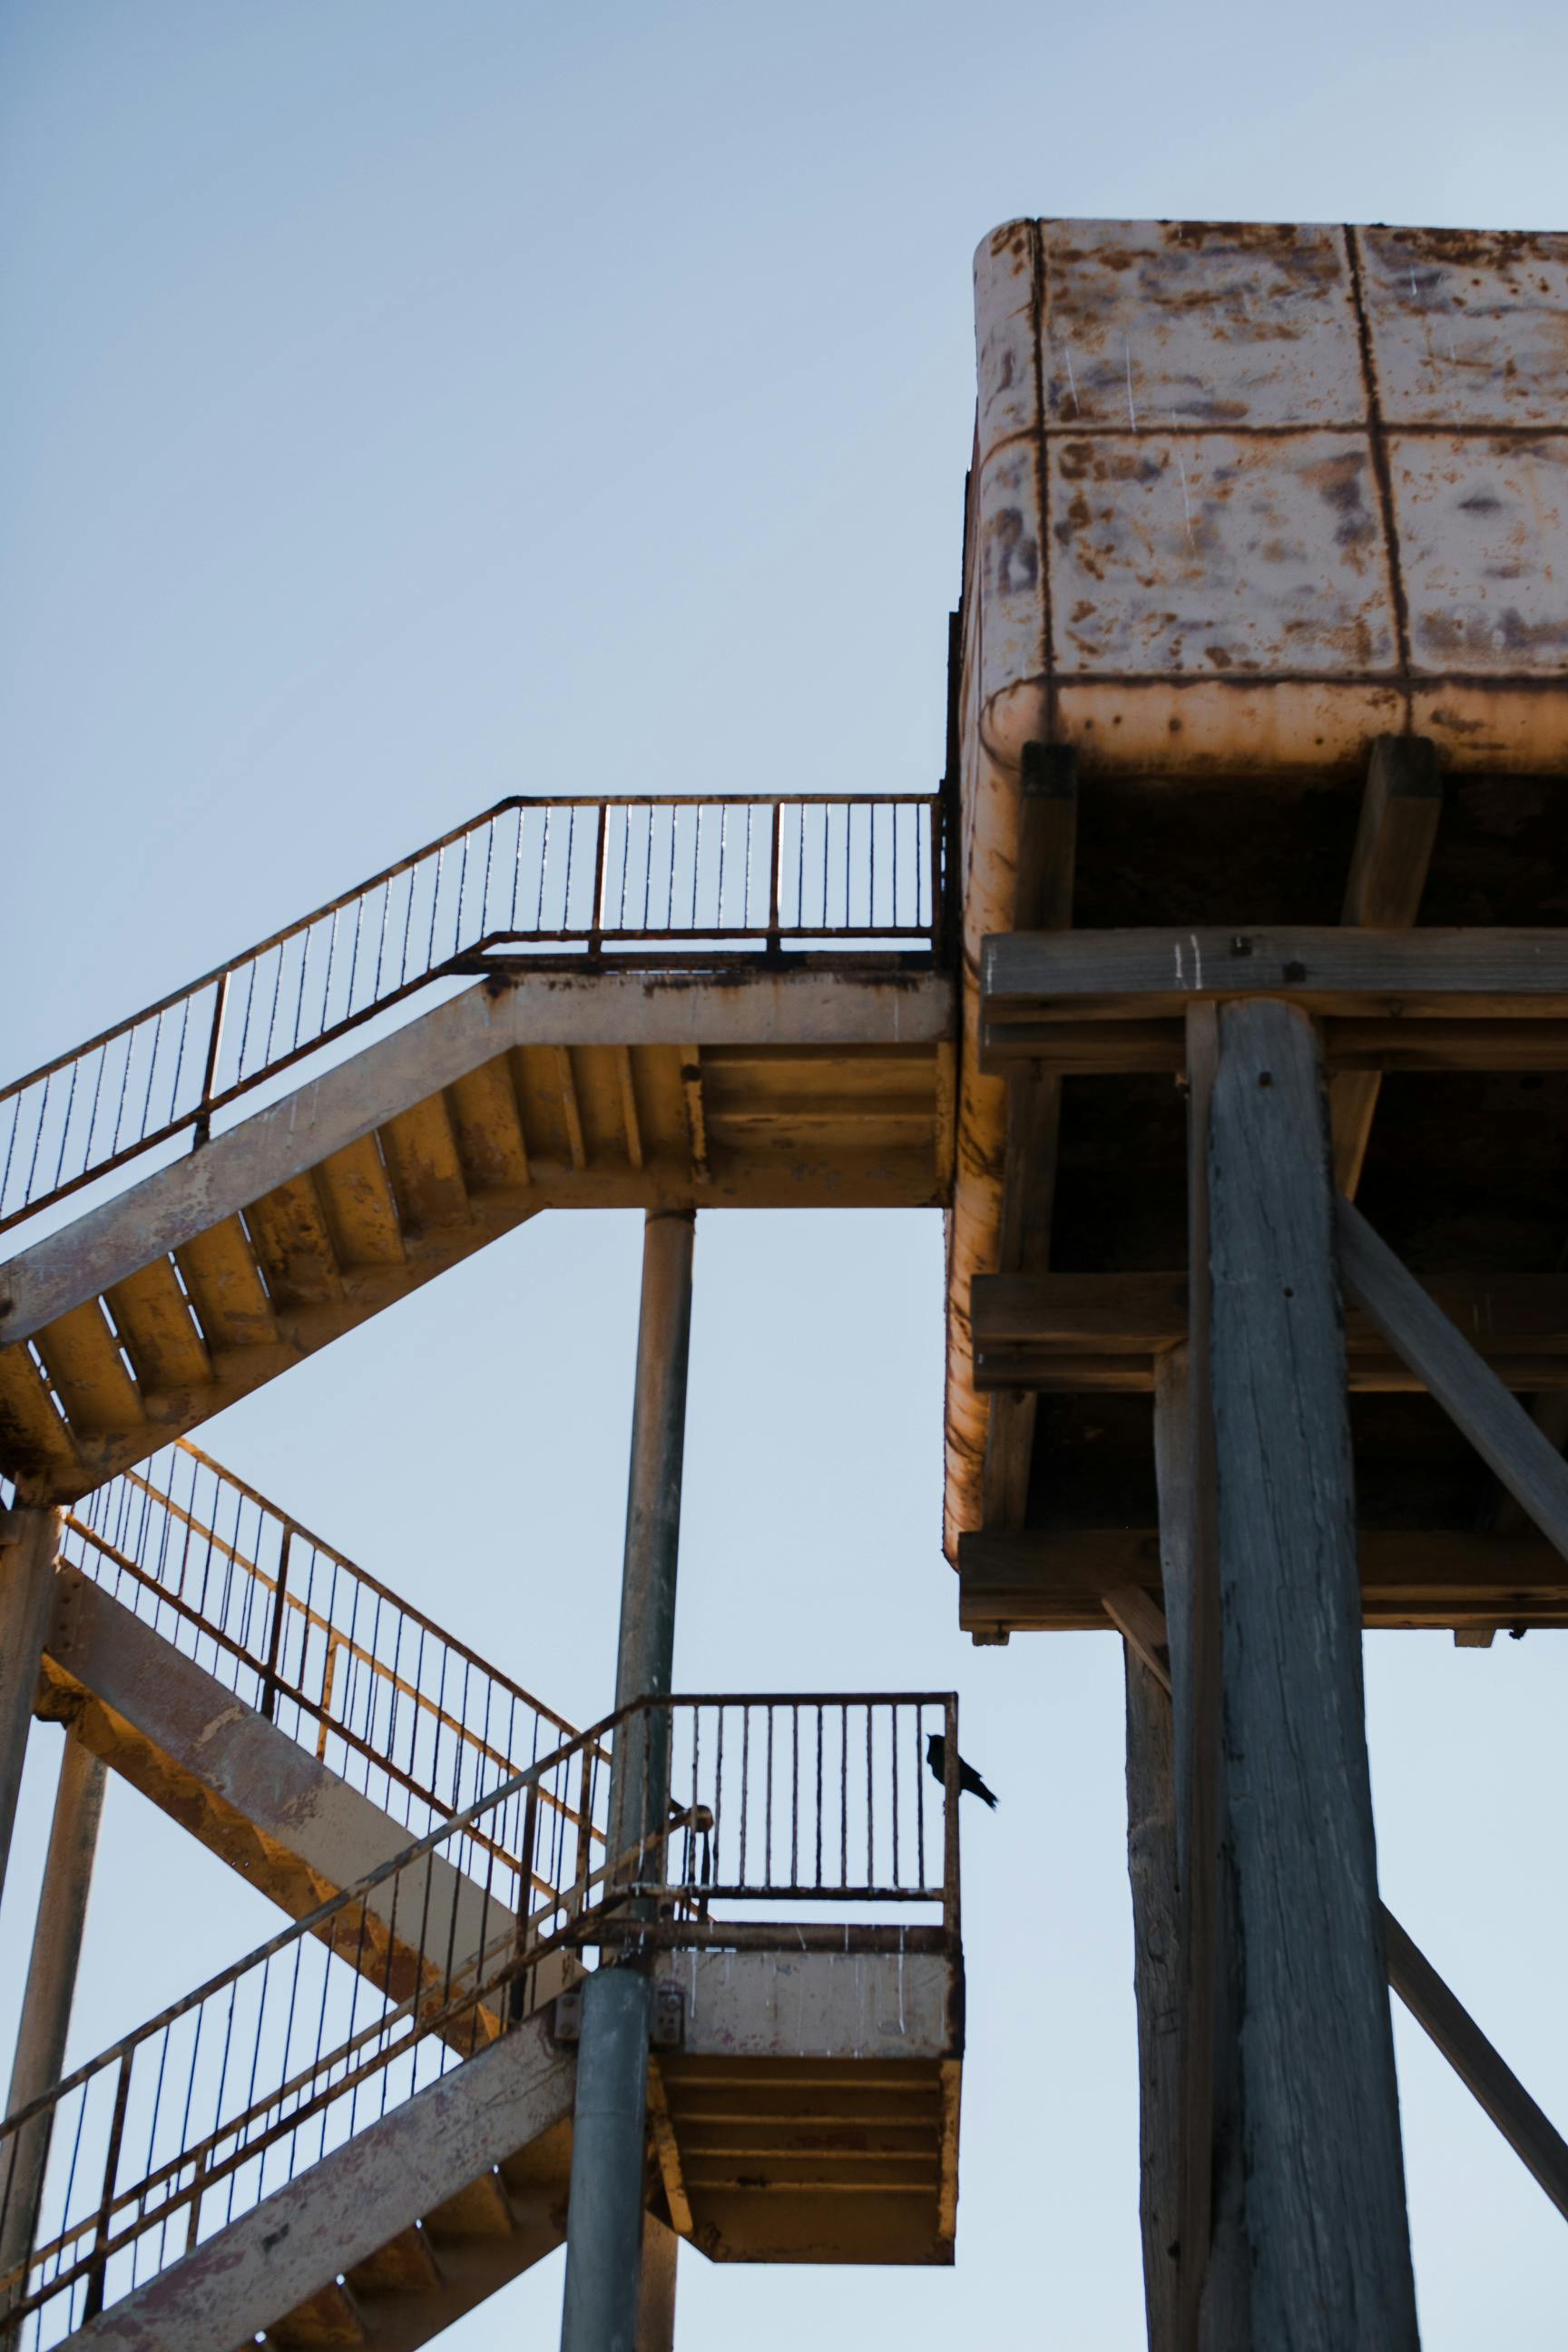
(963, 760, 1568, 1636)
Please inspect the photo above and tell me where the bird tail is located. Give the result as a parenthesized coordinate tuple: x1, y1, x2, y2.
(976, 1780, 999, 1810)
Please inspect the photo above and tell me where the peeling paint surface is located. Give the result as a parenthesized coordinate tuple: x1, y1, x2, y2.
(970, 215, 1568, 776)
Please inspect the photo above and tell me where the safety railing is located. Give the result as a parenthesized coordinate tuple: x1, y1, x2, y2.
(0, 1691, 958, 2347)
(61, 1440, 603, 1899)
(0, 792, 946, 1237)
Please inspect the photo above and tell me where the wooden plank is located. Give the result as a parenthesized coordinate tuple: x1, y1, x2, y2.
(1203, 997, 1417, 2347)
(34, 1303, 144, 1435)
(982, 744, 1079, 1541)
(1331, 736, 1443, 1194)
(1103, 1588, 1171, 1691)
(972, 1270, 1568, 1393)
(983, 1014, 1568, 1077)
(1337, 1195, 1568, 1565)
(1382, 1910, 1568, 2224)
(174, 1218, 276, 1348)
(244, 1173, 345, 1308)
(105, 1260, 211, 1393)
(983, 926, 1568, 1028)
(314, 1135, 407, 1269)
(958, 1524, 1568, 1634)
(377, 1092, 472, 1233)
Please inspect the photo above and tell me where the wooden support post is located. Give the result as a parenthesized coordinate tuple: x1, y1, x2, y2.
(981, 744, 1078, 1560)
(1110, 1592, 1568, 2235)
(1331, 736, 1443, 1195)
(1196, 999, 1417, 2348)
(1125, 1635, 1180, 2352)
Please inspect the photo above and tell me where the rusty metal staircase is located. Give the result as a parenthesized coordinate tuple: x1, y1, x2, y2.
(1, 1689, 965, 2348)
(34, 1440, 601, 1945)
(0, 794, 952, 1500)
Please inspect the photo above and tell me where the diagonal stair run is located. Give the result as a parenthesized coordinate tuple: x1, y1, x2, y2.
(1, 1690, 965, 2347)
(35, 1441, 605, 1967)
(0, 794, 953, 1504)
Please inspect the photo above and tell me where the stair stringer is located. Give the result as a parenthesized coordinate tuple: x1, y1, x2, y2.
(61, 2013, 576, 2351)
(37, 1569, 580, 2018)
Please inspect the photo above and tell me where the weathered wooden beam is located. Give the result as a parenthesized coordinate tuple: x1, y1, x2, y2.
(981, 745, 1079, 1547)
(1338, 1196, 1568, 1565)
(972, 1269, 1568, 1394)
(1197, 999, 1418, 2347)
(1171, 1011, 1220, 2347)
(1382, 1910, 1568, 2224)
(1112, 1592, 1568, 2236)
(1124, 1638, 1180, 2352)
(956, 1524, 1568, 1635)
(983, 926, 1568, 1039)
(981, 1014, 1568, 1077)
(1331, 737, 1443, 1194)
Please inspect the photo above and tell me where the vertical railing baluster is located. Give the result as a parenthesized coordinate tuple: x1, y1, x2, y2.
(768, 803, 782, 952)
(589, 803, 609, 956)
(82, 2053, 132, 2321)
(259, 1531, 290, 1723)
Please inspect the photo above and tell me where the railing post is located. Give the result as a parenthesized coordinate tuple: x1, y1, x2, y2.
(259, 1530, 290, 1723)
(562, 1208, 695, 2352)
(315, 1632, 340, 1760)
(589, 803, 610, 956)
(191, 971, 230, 1150)
(942, 1695, 962, 1950)
(83, 2052, 131, 2321)
(767, 802, 783, 954)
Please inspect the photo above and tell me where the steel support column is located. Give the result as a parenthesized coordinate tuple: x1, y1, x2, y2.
(0, 1730, 107, 2296)
(561, 1208, 695, 2352)
(0, 1505, 61, 1906)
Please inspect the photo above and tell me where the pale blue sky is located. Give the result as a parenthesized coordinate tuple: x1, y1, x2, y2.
(3, 4, 1566, 2344)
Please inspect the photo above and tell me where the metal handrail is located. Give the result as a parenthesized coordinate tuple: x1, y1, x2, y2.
(0, 1690, 960, 2345)
(0, 791, 946, 1237)
(62, 1441, 607, 1888)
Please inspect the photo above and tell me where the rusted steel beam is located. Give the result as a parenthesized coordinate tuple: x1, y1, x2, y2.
(0, 1732, 106, 2297)
(0, 1505, 61, 1906)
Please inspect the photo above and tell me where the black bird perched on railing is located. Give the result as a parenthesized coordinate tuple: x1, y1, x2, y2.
(926, 1732, 998, 1810)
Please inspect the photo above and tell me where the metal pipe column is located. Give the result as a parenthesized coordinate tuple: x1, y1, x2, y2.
(561, 1209, 694, 2352)
(0, 1506, 62, 1906)
(0, 1730, 108, 2293)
